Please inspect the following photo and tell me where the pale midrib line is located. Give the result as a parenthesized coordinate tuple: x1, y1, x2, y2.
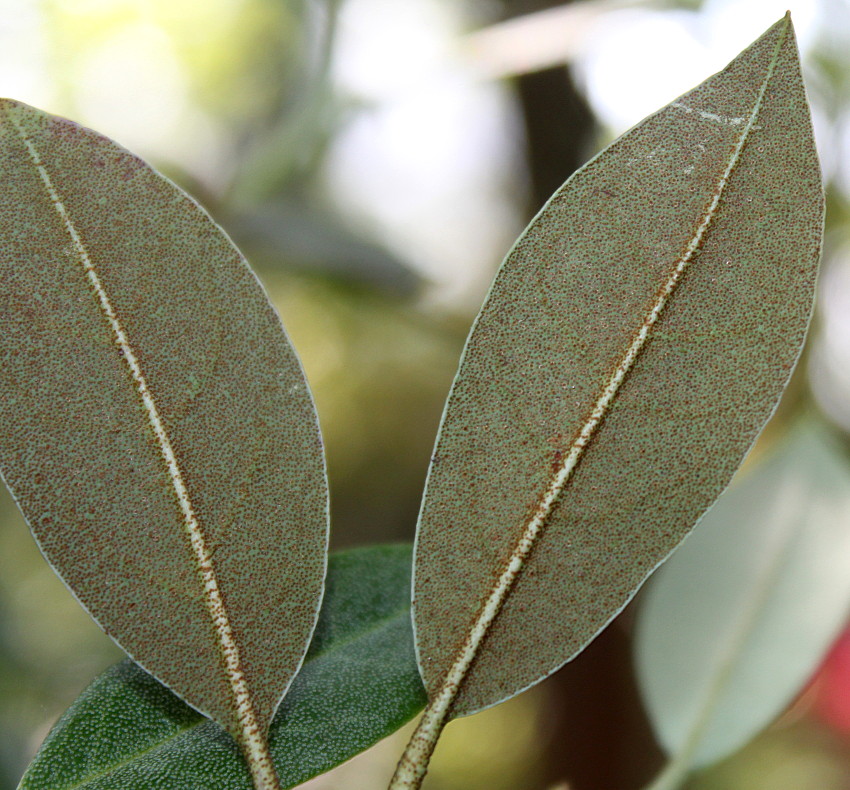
(9, 117, 277, 789)
(391, 24, 787, 790)
(49, 602, 415, 790)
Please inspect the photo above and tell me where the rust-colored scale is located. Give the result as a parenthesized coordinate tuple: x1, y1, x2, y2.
(412, 15, 822, 719)
(0, 99, 328, 768)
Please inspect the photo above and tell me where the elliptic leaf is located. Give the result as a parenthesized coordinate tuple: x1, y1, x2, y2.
(18, 546, 425, 790)
(413, 13, 821, 725)
(635, 422, 850, 787)
(0, 99, 328, 770)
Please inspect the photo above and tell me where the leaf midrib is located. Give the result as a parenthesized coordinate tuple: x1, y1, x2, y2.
(34, 604, 413, 790)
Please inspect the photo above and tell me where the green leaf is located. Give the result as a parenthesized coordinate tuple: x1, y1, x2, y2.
(19, 545, 426, 790)
(0, 99, 328, 761)
(230, 199, 422, 296)
(403, 11, 823, 765)
(635, 422, 850, 790)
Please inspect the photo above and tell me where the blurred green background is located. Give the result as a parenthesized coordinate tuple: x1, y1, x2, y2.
(3, 0, 850, 788)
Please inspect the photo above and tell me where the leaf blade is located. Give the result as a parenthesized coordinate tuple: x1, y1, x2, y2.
(412, 14, 822, 717)
(636, 422, 850, 779)
(0, 100, 328, 744)
(18, 545, 426, 790)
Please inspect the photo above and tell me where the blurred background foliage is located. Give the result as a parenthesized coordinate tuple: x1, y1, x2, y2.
(3, 0, 850, 788)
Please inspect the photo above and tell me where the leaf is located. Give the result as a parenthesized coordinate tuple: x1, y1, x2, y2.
(391, 15, 823, 786)
(634, 422, 850, 789)
(18, 545, 426, 790)
(230, 199, 422, 296)
(0, 99, 328, 775)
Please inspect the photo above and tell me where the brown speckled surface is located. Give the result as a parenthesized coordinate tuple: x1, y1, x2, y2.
(0, 100, 328, 739)
(413, 17, 823, 717)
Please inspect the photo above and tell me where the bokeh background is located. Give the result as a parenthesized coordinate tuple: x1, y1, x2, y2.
(2, 0, 850, 788)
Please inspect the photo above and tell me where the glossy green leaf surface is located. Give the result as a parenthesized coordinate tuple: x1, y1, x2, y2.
(412, 16, 823, 717)
(0, 99, 328, 740)
(636, 423, 850, 787)
(18, 545, 426, 790)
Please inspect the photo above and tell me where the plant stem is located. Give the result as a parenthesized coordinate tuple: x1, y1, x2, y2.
(240, 733, 282, 790)
(389, 515, 544, 789)
(388, 694, 452, 789)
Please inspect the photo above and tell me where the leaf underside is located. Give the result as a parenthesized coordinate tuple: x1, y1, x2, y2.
(19, 546, 426, 790)
(413, 15, 823, 717)
(636, 421, 850, 772)
(0, 99, 328, 737)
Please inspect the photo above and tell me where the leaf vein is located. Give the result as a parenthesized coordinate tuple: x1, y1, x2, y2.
(49, 605, 412, 790)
